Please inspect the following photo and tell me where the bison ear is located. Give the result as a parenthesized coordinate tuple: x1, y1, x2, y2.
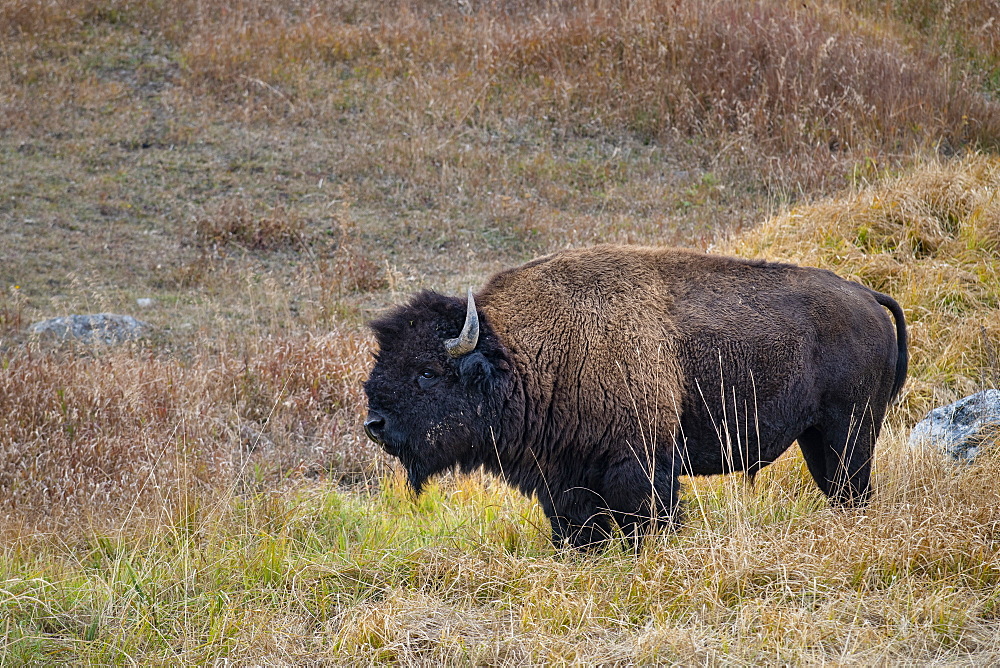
(457, 351, 508, 394)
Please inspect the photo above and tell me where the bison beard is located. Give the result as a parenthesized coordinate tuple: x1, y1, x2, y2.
(363, 245, 907, 550)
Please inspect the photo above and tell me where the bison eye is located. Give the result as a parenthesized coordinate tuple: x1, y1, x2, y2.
(416, 368, 441, 390)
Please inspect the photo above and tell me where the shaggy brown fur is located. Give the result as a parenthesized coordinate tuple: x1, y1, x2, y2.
(364, 245, 907, 549)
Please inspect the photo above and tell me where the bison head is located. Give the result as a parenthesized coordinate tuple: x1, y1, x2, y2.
(363, 289, 514, 492)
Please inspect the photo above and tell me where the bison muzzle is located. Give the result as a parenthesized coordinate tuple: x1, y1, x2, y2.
(363, 245, 907, 549)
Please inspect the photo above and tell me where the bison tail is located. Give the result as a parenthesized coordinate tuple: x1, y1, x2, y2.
(872, 290, 908, 402)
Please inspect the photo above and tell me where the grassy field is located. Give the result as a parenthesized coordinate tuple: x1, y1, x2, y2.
(2, 0, 1000, 663)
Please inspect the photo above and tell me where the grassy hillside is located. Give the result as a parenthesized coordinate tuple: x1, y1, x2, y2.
(3, 0, 999, 318)
(2, 0, 1000, 663)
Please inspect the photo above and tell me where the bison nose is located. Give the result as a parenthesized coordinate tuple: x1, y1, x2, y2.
(364, 412, 386, 444)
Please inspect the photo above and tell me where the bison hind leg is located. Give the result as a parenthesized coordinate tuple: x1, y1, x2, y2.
(797, 418, 876, 506)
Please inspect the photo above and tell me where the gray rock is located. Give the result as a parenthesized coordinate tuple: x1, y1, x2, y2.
(136, 298, 155, 308)
(29, 313, 153, 344)
(909, 389, 1000, 462)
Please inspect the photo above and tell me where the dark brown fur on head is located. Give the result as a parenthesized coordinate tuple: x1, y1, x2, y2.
(364, 290, 515, 493)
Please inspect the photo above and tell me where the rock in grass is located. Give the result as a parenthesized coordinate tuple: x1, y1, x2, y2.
(909, 389, 1000, 462)
(29, 313, 152, 344)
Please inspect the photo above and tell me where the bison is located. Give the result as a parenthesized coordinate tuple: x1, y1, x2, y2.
(363, 245, 907, 548)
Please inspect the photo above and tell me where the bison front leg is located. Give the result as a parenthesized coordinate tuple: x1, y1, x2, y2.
(602, 454, 683, 548)
(539, 456, 682, 551)
(539, 489, 615, 550)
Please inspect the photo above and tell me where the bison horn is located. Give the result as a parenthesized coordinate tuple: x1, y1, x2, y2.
(444, 288, 480, 358)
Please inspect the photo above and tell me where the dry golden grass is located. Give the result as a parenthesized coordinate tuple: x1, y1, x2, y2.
(0, 329, 376, 535)
(849, 0, 1000, 86)
(3, 0, 998, 219)
(3, 0, 1000, 663)
(2, 430, 999, 664)
(134, 0, 1000, 195)
(2, 153, 1000, 665)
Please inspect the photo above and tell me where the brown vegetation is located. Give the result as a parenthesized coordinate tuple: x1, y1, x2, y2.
(2, 0, 998, 241)
(0, 330, 374, 533)
(192, 198, 305, 252)
(2, 0, 1000, 663)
